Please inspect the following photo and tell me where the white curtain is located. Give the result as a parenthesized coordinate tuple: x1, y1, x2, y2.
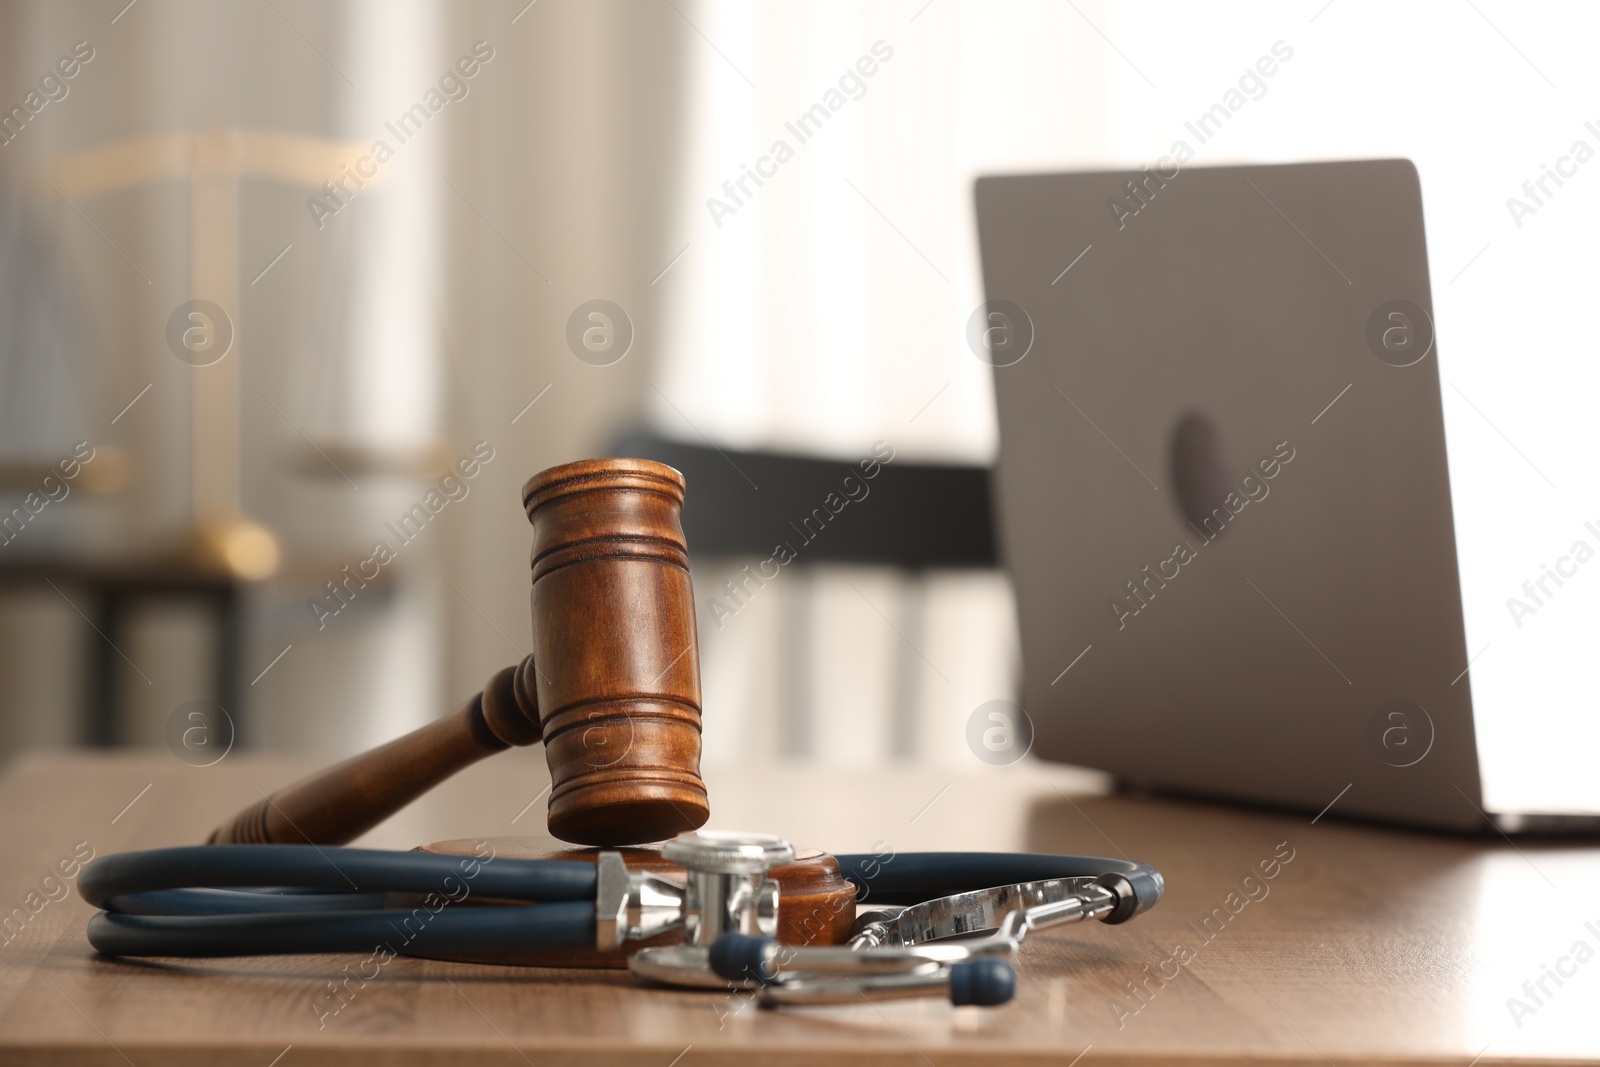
(656, 0, 1600, 779)
(656, 0, 1123, 764)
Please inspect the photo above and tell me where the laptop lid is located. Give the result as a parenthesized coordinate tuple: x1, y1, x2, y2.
(977, 159, 1492, 831)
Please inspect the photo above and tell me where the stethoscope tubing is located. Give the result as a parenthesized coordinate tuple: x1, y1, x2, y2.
(80, 845, 594, 911)
(88, 901, 596, 957)
(80, 845, 600, 958)
(77, 845, 1162, 959)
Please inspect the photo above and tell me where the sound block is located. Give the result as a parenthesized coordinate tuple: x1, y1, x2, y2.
(397, 837, 857, 968)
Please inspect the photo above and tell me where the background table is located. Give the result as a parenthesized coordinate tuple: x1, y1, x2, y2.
(1, 749, 1597, 1065)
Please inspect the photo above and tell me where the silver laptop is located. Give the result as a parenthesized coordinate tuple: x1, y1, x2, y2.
(977, 159, 1599, 833)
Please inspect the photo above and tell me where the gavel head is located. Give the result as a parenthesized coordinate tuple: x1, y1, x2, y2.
(522, 458, 710, 846)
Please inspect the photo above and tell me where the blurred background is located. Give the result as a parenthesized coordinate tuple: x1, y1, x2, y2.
(0, 0, 1591, 773)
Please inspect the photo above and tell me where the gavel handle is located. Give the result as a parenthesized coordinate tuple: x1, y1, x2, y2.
(208, 658, 541, 845)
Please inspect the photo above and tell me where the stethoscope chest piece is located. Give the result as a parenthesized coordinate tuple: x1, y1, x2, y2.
(625, 831, 793, 990)
(625, 832, 1159, 1007)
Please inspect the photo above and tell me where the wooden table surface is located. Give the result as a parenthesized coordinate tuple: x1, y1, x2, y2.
(1, 748, 1597, 1066)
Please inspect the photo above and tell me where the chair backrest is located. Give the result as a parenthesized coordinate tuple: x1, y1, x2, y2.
(607, 431, 997, 569)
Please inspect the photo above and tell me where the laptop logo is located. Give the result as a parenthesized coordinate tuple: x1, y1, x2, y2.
(1169, 412, 1235, 536)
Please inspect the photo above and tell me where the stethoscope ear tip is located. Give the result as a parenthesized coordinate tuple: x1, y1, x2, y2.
(948, 958, 1016, 1006)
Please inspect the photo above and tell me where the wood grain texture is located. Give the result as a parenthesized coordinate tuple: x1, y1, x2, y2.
(5, 752, 1600, 1066)
(523, 459, 709, 845)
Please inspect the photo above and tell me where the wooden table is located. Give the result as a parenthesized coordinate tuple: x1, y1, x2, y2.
(2, 750, 1597, 1065)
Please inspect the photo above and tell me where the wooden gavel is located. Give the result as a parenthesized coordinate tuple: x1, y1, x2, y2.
(209, 458, 711, 848)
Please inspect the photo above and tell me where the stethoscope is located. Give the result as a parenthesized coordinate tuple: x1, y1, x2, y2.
(78, 831, 1163, 1007)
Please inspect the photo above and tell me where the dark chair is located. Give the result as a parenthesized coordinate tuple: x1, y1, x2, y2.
(0, 555, 244, 746)
(607, 431, 997, 568)
(608, 430, 1000, 759)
